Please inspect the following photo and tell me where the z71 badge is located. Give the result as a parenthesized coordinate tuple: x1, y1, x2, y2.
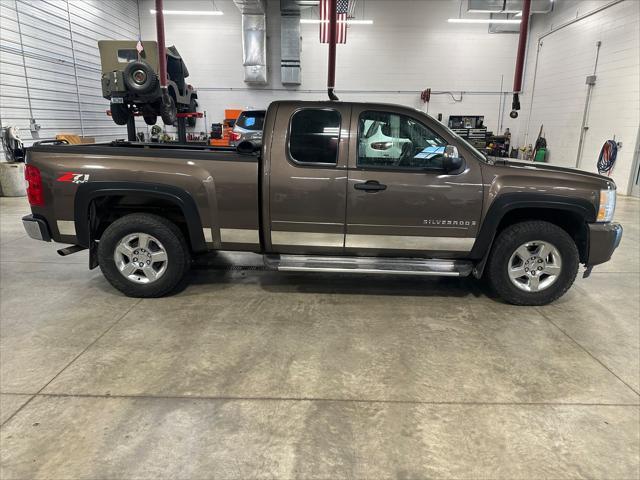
(57, 172, 90, 184)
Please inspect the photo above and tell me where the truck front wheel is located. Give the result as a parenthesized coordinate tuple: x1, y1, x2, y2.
(486, 220, 579, 305)
(98, 213, 191, 297)
(110, 103, 131, 126)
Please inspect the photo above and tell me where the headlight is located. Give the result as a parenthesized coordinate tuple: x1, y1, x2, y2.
(597, 189, 616, 222)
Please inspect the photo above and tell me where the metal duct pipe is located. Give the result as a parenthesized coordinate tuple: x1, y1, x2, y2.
(510, 0, 531, 117)
(234, 0, 268, 84)
(327, 0, 338, 100)
(280, 0, 301, 85)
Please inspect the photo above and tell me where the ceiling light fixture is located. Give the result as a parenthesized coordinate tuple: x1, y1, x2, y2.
(447, 18, 521, 24)
(300, 18, 373, 25)
(150, 9, 223, 16)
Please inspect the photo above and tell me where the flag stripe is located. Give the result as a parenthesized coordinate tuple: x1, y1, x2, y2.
(320, 0, 348, 44)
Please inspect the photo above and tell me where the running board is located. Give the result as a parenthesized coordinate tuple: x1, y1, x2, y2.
(264, 255, 473, 277)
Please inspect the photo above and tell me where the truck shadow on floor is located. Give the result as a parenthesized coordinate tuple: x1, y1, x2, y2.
(187, 265, 494, 300)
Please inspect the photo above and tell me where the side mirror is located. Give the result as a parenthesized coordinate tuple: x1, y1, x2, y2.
(443, 145, 464, 173)
(237, 140, 258, 155)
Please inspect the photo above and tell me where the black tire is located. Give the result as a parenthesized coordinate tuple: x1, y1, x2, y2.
(143, 115, 157, 126)
(186, 98, 197, 128)
(98, 213, 191, 298)
(161, 96, 177, 126)
(486, 220, 579, 306)
(110, 103, 131, 126)
(123, 61, 157, 94)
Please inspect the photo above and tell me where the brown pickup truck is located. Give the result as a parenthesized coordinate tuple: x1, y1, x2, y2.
(22, 100, 622, 305)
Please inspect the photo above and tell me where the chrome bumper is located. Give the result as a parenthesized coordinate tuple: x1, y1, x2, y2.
(22, 214, 51, 242)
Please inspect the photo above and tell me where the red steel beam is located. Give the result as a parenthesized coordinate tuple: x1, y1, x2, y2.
(155, 0, 168, 89)
(513, 0, 531, 93)
(327, 0, 338, 100)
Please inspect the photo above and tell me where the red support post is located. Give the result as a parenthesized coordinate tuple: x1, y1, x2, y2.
(327, 0, 338, 100)
(155, 0, 168, 89)
(513, 0, 531, 93)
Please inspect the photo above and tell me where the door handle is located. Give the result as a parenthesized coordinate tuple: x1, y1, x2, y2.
(354, 180, 387, 192)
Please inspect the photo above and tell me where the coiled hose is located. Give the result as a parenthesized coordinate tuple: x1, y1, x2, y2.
(597, 139, 618, 176)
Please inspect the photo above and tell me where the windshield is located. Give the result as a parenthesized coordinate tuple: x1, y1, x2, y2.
(236, 111, 265, 130)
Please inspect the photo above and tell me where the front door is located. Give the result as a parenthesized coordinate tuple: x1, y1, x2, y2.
(346, 106, 484, 257)
(267, 103, 351, 254)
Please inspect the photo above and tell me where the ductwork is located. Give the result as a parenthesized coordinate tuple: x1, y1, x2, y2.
(233, 0, 267, 84)
(280, 0, 301, 85)
(467, 0, 552, 14)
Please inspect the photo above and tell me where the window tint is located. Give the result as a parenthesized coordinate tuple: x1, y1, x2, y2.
(289, 109, 341, 164)
(357, 111, 447, 170)
(117, 49, 138, 63)
(236, 111, 265, 130)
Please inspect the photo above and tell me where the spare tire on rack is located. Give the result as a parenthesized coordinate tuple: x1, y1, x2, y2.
(123, 61, 157, 94)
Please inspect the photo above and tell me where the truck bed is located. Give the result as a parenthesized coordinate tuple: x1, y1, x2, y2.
(26, 140, 261, 253)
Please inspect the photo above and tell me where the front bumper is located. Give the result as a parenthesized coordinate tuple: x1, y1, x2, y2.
(586, 222, 622, 266)
(22, 214, 51, 242)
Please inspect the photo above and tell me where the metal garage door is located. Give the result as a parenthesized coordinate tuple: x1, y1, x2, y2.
(0, 0, 141, 146)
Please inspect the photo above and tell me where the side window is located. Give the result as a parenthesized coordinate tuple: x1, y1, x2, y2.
(357, 111, 448, 170)
(289, 109, 341, 165)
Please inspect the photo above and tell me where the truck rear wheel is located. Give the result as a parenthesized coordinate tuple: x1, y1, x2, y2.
(486, 220, 579, 305)
(98, 213, 191, 298)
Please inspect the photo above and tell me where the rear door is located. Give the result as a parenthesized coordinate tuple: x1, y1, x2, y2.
(345, 105, 484, 257)
(266, 102, 351, 254)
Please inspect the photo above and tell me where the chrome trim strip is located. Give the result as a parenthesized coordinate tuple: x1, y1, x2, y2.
(345, 234, 475, 251)
(203, 228, 213, 243)
(57, 220, 76, 236)
(271, 231, 344, 247)
(220, 228, 260, 244)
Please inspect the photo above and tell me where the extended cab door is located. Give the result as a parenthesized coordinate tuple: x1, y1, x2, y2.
(265, 102, 351, 254)
(345, 105, 484, 257)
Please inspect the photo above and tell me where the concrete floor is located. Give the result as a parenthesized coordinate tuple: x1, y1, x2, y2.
(0, 196, 638, 479)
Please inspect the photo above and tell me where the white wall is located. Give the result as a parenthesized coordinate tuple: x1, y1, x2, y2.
(139, 0, 521, 135)
(514, 0, 640, 194)
(0, 0, 142, 150)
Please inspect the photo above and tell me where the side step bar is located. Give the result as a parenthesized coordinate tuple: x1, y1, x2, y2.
(264, 254, 473, 277)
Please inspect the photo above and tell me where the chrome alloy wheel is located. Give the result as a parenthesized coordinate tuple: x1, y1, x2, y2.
(507, 240, 562, 293)
(113, 233, 168, 284)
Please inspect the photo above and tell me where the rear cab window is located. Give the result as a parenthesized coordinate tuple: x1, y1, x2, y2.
(117, 49, 138, 63)
(288, 109, 341, 165)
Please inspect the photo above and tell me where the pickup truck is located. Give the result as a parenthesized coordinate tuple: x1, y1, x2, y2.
(22, 100, 622, 305)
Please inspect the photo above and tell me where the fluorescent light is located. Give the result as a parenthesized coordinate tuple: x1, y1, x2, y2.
(150, 9, 223, 16)
(448, 18, 521, 24)
(300, 19, 373, 25)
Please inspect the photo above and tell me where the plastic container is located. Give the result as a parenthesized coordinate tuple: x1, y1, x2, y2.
(0, 162, 26, 197)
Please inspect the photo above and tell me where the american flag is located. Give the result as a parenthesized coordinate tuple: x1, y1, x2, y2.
(136, 36, 144, 57)
(320, 0, 348, 44)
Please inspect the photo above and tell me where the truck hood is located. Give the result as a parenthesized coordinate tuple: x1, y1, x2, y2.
(492, 159, 615, 188)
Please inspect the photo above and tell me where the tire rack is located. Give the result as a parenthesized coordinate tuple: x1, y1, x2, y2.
(106, 110, 204, 143)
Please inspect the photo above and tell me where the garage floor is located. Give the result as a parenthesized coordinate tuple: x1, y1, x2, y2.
(0, 196, 638, 479)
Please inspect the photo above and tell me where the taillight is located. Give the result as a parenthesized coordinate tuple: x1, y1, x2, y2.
(229, 131, 241, 141)
(25, 164, 44, 206)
